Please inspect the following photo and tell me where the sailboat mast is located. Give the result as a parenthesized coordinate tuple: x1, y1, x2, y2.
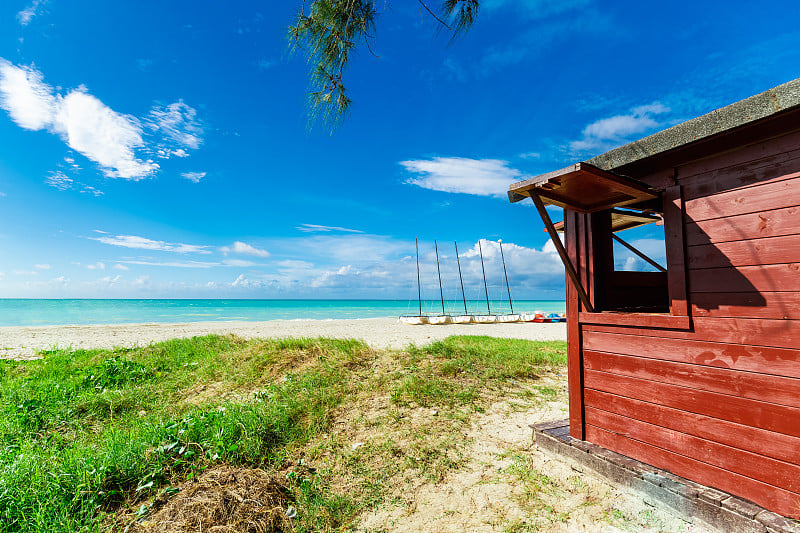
(478, 240, 491, 315)
(415, 238, 422, 317)
(434, 239, 445, 315)
(499, 239, 514, 314)
(454, 241, 468, 315)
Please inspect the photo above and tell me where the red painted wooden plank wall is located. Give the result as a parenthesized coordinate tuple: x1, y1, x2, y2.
(571, 128, 800, 518)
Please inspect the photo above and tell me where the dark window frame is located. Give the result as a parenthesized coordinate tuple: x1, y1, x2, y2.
(578, 184, 690, 329)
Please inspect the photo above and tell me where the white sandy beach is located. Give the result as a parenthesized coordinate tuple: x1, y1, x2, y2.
(0, 318, 567, 360)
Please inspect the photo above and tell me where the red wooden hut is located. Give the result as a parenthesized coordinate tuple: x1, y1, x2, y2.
(508, 79, 800, 518)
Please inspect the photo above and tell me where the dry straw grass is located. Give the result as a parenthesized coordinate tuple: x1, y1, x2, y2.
(129, 466, 291, 533)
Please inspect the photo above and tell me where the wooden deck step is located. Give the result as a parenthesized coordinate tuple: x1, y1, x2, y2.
(530, 419, 800, 533)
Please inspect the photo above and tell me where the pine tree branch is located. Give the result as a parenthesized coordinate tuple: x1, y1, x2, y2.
(290, 0, 479, 129)
(417, 1, 452, 30)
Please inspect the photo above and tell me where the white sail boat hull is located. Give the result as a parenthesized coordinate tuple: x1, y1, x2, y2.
(399, 316, 428, 325)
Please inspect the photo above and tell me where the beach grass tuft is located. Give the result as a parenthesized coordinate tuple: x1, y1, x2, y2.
(414, 335, 567, 379)
(0, 334, 565, 532)
(391, 336, 566, 408)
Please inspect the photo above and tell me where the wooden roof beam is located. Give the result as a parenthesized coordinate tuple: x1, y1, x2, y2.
(548, 209, 661, 234)
(509, 162, 658, 213)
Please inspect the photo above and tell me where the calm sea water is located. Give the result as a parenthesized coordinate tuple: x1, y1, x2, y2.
(0, 299, 567, 327)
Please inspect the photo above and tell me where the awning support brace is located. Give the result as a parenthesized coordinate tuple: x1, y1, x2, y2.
(611, 233, 667, 272)
(531, 191, 595, 313)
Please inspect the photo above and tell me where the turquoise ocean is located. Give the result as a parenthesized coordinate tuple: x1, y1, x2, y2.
(0, 299, 567, 327)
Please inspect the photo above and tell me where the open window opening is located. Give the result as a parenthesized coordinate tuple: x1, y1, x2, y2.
(611, 211, 666, 273)
(510, 162, 688, 323)
(602, 207, 669, 313)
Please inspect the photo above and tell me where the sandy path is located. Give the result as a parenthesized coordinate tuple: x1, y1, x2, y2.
(0, 318, 566, 359)
(358, 390, 707, 532)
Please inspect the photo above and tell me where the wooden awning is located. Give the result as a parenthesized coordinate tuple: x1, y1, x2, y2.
(508, 162, 658, 213)
(510, 162, 660, 314)
(549, 209, 661, 233)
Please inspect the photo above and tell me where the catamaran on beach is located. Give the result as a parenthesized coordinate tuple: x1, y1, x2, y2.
(400, 237, 566, 325)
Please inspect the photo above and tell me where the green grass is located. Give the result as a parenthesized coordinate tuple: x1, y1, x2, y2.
(411, 336, 566, 379)
(504, 453, 571, 530)
(0, 334, 566, 532)
(391, 336, 566, 408)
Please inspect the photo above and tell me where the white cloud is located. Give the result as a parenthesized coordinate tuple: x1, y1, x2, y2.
(1, 228, 566, 298)
(119, 260, 221, 269)
(296, 224, 363, 234)
(630, 102, 670, 116)
(86, 262, 105, 270)
(401, 157, 525, 197)
(63, 155, 81, 171)
(117, 259, 257, 268)
(310, 265, 359, 288)
(615, 237, 667, 271)
(147, 101, 203, 151)
(17, 0, 46, 26)
(0, 192, 6, 197)
(275, 260, 314, 269)
(297, 234, 408, 264)
(0, 59, 203, 180)
(299, 237, 564, 299)
(181, 171, 206, 183)
(54, 90, 158, 179)
(582, 114, 656, 140)
(262, 235, 565, 300)
(222, 259, 256, 267)
(90, 233, 212, 254)
(45, 171, 73, 190)
(34, 264, 50, 270)
(458, 239, 562, 276)
(0, 60, 157, 179)
(46, 169, 103, 195)
(0, 60, 56, 130)
(569, 102, 670, 155)
(231, 274, 265, 288)
(219, 241, 269, 258)
(81, 185, 104, 196)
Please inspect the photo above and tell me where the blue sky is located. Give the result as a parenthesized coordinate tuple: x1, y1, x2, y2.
(0, 0, 799, 299)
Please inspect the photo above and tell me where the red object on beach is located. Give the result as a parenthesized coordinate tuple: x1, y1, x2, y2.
(532, 313, 545, 323)
(509, 79, 800, 519)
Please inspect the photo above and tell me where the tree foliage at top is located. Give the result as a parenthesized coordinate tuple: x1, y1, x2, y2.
(289, 0, 480, 127)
